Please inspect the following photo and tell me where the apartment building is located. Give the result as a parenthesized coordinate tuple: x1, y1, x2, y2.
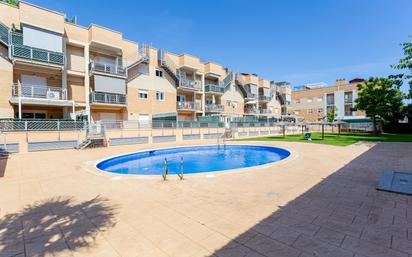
(288, 78, 365, 121)
(0, 1, 286, 124)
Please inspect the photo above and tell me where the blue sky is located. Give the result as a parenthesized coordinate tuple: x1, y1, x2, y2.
(30, 0, 412, 91)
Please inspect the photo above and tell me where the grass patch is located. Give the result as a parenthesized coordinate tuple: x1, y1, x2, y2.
(236, 132, 412, 146)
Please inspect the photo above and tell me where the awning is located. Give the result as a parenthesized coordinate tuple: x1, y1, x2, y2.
(245, 100, 257, 105)
(94, 75, 126, 95)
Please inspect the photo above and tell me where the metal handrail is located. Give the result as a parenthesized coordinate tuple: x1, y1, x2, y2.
(178, 157, 184, 180)
(12, 84, 67, 100)
(90, 91, 127, 105)
(0, 21, 9, 46)
(205, 104, 224, 112)
(162, 158, 168, 180)
(259, 95, 271, 101)
(205, 84, 225, 93)
(89, 60, 127, 76)
(9, 32, 65, 66)
(222, 72, 233, 87)
(176, 101, 201, 110)
(178, 78, 202, 90)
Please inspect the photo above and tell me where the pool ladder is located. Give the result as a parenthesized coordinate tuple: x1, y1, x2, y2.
(162, 157, 184, 181)
(217, 134, 226, 149)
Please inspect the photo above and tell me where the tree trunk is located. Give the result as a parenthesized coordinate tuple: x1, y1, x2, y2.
(372, 116, 378, 134)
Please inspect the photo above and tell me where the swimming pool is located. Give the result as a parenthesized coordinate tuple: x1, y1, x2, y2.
(96, 145, 290, 175)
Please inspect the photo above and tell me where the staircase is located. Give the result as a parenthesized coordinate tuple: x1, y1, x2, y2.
(222, 72, 233, 88)
(77, 124, 106, 149)
(158, 50, 179, 86)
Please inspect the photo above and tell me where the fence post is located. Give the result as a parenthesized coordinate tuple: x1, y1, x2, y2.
(283, 124, 286, 137)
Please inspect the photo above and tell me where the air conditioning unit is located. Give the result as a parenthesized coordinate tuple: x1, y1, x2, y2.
(47, 91, 60, 99)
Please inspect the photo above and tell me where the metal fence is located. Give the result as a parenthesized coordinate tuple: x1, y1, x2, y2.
(0, 120, 87, 132)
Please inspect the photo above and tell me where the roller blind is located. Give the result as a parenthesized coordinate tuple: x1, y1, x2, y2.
(94, 75, 126, 95)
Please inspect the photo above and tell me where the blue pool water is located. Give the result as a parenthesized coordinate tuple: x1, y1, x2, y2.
(96, 145, 290, 175)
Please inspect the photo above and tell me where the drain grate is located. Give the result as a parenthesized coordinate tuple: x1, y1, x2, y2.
(376, 171, 412, 195)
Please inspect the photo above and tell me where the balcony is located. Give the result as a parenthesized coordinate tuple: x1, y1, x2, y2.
(9, 32, 65, 66)
(89, 60, 127, 77)
(259, 95, 271, 102)
(12, 84, 67, 100)
(90, 91, 127, 105)
(0, 22, 8, 46)
(245, 92, 258, 99)
(205, 84, 225, 94)
(178, 78, 202, 91)
(205, 104, 224, 113)
(344, 97, 353, 104)
(245, 108, 259, 114)
(176, 101, 201, 111)
(259, 109, 272, 114)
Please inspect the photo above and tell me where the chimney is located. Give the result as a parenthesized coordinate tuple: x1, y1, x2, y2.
(335, 78, 346, 87)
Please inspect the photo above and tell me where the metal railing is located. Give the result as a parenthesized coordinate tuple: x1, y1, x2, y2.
(90, 91, 127, 105)
(344, 111, 353, 116)
(245, 108, 259, 114)
(344, 98, 353, 104)
(89, 60, 127, 76)
(205, 104, 224, 112)
(222, 72, 233, 87)
(176, 101, 201, 110)
(124, 45, 150, 67)
(9, 32, 65, 66)
(12, 84, 67, 100)
(205, 84, 225, 93)
(0, 21, 9, 46)
(178, 78, 202, 90)
(259, 95, 271, 101)
(259, 109, 272, 114)
(245, 92, 258, 99)
(0, 120, 87, 132)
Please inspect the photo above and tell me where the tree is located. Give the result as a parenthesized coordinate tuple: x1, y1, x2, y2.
(355, 77, 404, 133)
(326, 106, 337, 122)
(392, 36, 412, 98)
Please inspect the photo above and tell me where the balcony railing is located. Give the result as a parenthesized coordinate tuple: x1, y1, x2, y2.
(89, 60, 127, 76)
(205, 84, 225, 93)
(0, 22, 9, 46)
(245, 92, 258, 99)
(176, 101, 201, 110)
(12, 84, 67, 100)
(345, 111, 353, 116)
(205, 104, 224, 112)
(222, 72, 233, 87)
(90, 91, 127, 105)
(9, 32, 65, 66)
(259, 95, 271, 101)
(178, 78, 202, 90)
(245, 108, 259, 114)
(260, 109, 272, 114)
(344, 98, 353, 104)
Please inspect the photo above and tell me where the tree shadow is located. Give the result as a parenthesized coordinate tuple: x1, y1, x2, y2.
(0, 195, 118, 257)
(208, 143, 412, 257)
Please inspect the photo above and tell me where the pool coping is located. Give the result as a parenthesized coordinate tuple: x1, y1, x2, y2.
(83, 142, 297, 180)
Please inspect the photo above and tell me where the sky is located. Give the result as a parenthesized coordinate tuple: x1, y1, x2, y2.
(29, 0, 412, 92)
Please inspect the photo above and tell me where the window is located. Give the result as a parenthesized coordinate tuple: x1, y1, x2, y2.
(307, 98, 313, 103)
(317, 97, 323, 102)
(139, 89, 148, 99)
(155, 69, 163, 77)
(318, 108, 323, 113)
(295, 99, 301, 104)
(177, 95, 186, 102)
(206, 99, 213, 105)
(307, 109, 313, 114)
(156, 91, 165, 101)
(232, 101, 238, 108)
(226, 100, 231, 107)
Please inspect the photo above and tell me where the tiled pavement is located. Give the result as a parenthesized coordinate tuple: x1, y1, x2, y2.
(0, 140, 411, 257)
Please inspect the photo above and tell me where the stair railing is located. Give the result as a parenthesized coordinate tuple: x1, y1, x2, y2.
(178, 157, 184, 180)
